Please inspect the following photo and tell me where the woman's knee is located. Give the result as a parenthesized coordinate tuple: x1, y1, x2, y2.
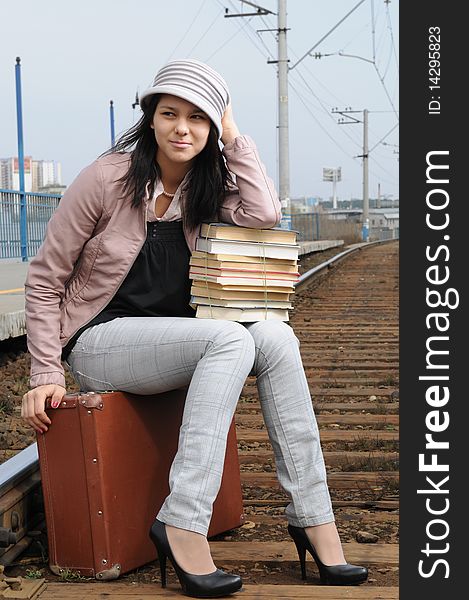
(210, 320, 256, 362)
(245, 321, 300, 377)
(246, 320, 299, 354)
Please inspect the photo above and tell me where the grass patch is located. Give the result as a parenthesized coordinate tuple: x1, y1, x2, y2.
(371, 400, 399, 414)
(378, 474, 400, 496)
(377, 375, 399, 386)
(340, 457, 399, 472)
(58, 568, 89, 582)
(25, 568, 44, 579)
(322, 440, 399, 453)
(346, 437, 399, 452)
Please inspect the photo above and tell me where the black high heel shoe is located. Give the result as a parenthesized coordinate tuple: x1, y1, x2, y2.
(288, 524, 368, 585)
(149, 519, 243, 598)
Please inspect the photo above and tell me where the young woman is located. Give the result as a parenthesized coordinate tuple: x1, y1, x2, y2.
(22, 59, 368, 597)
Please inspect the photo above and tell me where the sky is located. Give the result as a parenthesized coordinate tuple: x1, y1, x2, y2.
(0, 0, 399, 202)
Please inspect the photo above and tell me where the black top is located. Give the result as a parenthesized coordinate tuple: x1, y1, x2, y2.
(62, 220, 195, 360)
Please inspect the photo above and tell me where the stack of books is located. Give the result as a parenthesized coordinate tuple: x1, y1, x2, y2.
(189, 223, 300, 322)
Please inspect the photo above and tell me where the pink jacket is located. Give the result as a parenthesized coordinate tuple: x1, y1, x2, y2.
(25, 135, 281, 388)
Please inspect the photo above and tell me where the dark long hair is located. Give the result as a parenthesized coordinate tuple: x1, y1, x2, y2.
(103, 94, 232, 230)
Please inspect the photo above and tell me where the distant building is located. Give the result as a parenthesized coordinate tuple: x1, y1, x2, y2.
(0, 156, 62, 192)
(368, 208, 399, 237)
(38, 183, 66, 195)
(324, 207, 399, 240)
(320, 197, 398, 210)
(33, 160, 62, 190)
(1, 156, 33, 191)
(290, 196, 321, 213)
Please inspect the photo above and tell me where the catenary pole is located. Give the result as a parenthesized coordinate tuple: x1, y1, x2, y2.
(224, 1, 290, 228)
(362, 108, 369, 241)
(331, 107, 370, 241)
(277, 0, 291, 229)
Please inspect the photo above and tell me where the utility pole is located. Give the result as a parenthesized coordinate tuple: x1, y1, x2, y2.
(225, 1, 291, 228)
(332, 107, 369, 241)
(362, 108, 369, 241)
(277, 0, 291, 228)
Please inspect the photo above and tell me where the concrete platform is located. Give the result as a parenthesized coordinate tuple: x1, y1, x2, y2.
(298, 239, 344, 255)
(0, 260, 28, 341)
(0, 240, 344, 341)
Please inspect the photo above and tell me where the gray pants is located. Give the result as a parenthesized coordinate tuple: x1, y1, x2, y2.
(67, 317, 334, 535)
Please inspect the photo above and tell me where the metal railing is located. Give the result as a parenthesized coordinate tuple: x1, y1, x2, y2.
(1, 197, 391, 260)
(289, 212, 363, 244)
(0, 189, 61, 260)
(290, 212, 320, 241)
(369, 227, 399, 241)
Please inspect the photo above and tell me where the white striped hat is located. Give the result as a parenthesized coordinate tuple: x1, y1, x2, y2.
(139, 59, 230, 139)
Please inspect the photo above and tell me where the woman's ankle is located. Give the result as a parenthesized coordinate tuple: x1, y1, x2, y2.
(165, 524, 217, 575)
(304, 522, 347, 566)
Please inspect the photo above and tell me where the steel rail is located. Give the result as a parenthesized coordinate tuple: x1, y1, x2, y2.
(295, 239, 389, 291)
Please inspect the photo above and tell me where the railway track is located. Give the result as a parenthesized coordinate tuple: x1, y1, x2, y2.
(0, 240, 399, 599)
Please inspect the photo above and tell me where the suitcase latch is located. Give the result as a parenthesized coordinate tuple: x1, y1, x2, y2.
(78, 392, 104, 410)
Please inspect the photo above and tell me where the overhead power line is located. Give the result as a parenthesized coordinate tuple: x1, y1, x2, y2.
(165, 0, 209, 61)
(214, 0, 271, 59)
(188, 9, 223, 55)
(290, 81, 360, 159)
(290, 0, 367, 70)
(205, 13, 255, 60)
(373, 63, 399, 121)
(368, 122, 399, 153)
(291, 70, 362, 150)
(386, 0, 399, 74)
(215, 0, 398, 199)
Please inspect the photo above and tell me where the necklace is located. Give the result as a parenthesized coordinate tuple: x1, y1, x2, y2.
(161, 186, 176, 199)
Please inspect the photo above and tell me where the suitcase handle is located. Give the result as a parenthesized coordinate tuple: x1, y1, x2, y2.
(45, 392, 105, 410)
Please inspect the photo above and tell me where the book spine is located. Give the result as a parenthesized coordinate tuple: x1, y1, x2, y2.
(190, 266, 299, 277)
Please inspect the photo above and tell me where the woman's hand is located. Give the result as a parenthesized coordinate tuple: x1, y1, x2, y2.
(221, 103, 241, 145)
(21, 384, 66, 434)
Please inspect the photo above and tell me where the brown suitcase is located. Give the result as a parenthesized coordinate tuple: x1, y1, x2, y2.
(37, 389, 244, 580)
